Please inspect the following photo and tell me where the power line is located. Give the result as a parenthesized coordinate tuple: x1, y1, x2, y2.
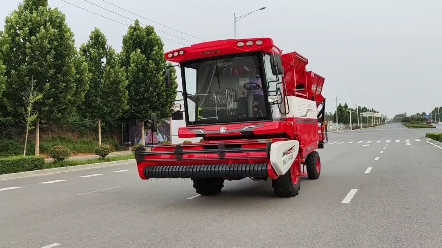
(100, 0, 203, 41)
(60, 0, 188, 46)
(81, 0, 195, 43)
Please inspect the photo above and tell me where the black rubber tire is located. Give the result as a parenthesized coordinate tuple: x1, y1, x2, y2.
(305, 151, 321, 180)
(192, 178, 225, 196)
(271, 168, 301, 198)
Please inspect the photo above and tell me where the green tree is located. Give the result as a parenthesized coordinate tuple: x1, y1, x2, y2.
(0, 31, 6, 117)
(120, 20, 177, 145)
(1, 0, 86, 155)
(79, 28, 128, 145)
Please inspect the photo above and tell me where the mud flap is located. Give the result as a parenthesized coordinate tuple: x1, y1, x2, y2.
(269, 140, 299, 176)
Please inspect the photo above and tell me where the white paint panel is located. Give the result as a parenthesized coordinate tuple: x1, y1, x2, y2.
(283, 96, 318, 118)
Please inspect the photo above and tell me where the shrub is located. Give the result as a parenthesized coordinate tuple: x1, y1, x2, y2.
(131, 144, 143, 154)
(0, 156, 45, 175)
(426, 133, 442, 142)
(48, 145, 71, 162)
(94, 144, 112, 159)
(160, 141, 171, 145)
(0, 139, 35, 157)
(183, 140, 192, 144)
(403, 123, 434, 128)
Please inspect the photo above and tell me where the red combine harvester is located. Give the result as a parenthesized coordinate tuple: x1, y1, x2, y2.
(135, 38, 327, 197)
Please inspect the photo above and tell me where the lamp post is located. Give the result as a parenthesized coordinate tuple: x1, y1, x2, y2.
(234, 7, 266, 38)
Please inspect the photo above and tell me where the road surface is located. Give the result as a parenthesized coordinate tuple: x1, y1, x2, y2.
(1, 123, 441, 248)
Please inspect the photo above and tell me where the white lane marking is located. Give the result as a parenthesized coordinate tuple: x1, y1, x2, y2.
(380, 151, 384, 154)
(341, 189, 358, 204)
(374, 157, 380, 161)
(367, 141, 372, 143)
(364, 167, 373, 174)
(405, 140, 410, 142)
(362, 144, 370, 147)
(41, 243, 60, 248)
(396, 140, 400, 142)
(425, 141, 442, 150)
(405, 141, 411, 146)
(80, 174, 103, 178)
(39, 180, 66, 184)
(348, 141, 353, 143)
(77, 186, 121, 196)
(386, 140, 390, 143)
(377, 140, 381, 143)
(187, 194, 201, 200)
(415, 139, 420, 142)
(0, 186, 21, 192)
(113, 169, 129, 173)
(383, 147, 387, 149)
(357, 141, 363, 143)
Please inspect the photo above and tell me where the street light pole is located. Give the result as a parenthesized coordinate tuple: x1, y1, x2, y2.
(234, 7, 266, 38)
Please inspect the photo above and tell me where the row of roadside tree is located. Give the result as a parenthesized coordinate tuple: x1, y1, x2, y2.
(0, 0, 178, 156)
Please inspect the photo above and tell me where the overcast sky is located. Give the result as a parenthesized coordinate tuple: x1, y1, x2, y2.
(1, 0, 441, 117)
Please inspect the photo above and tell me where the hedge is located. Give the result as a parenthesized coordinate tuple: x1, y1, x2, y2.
(425, 133, 442, 142)
(0, 156, 45, 175)
(0, 137, 125, 157)
(403, 123, 435, 128)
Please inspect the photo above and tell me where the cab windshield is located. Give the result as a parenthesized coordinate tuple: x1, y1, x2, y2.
(182, 53, 270, 125)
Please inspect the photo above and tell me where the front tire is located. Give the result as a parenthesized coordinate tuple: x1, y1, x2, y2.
(192, 178, 224, 196)
(272, 165, 301, 197)
(306, 151, 321, 179)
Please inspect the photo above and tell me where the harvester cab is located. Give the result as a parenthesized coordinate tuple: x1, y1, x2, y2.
(136, 38, 326, 198)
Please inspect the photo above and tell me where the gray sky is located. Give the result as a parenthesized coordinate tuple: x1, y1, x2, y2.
(1, 0, 441, 117)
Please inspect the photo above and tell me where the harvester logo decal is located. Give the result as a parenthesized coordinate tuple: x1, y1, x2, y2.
(219, 127, 227, 133)
(282, 145, 296, 156)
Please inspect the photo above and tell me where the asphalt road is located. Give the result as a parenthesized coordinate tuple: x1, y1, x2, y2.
(1, 123, 441, 248)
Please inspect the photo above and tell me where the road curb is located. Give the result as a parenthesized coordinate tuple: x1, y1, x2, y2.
(0, 159, 136, 181)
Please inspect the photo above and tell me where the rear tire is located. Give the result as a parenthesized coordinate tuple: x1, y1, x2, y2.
(272, 165, 301, 198)
(192, 178, 224, 196)
(306, 151, 321, 180)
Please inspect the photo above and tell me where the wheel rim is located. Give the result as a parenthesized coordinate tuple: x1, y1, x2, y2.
(316, 157, 321, 172)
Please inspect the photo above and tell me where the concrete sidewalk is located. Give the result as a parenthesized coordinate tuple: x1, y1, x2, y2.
(43, 150, 133, 163)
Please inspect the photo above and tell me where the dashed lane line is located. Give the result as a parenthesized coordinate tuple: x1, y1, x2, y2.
(380, 151, 384, 154)
(113, 169, 129, 173)
(0, 186, 21, 192)
(39, 180, 66, 184)
(374, 157, 380, 161)
(41, 243, 60, 248)
(77, 185, 121, 196)
(80, 173, 103, 178)
(341, 189, 358, 204)
(187, 194, 201, 200)
(364, 167, 373, 174)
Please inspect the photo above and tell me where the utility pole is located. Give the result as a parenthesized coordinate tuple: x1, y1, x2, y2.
(437, 107, 442, 123)
(335, 97, 339, 129)
(356, 104, 360, 128)
(348, 109, 352, 130)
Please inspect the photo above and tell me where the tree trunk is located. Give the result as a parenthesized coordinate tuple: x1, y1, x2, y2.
(98, 119, 102, 146)
(23, 122, 30, 157)
(141, 121, 145, 146)
(34, 119, 40, 156)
